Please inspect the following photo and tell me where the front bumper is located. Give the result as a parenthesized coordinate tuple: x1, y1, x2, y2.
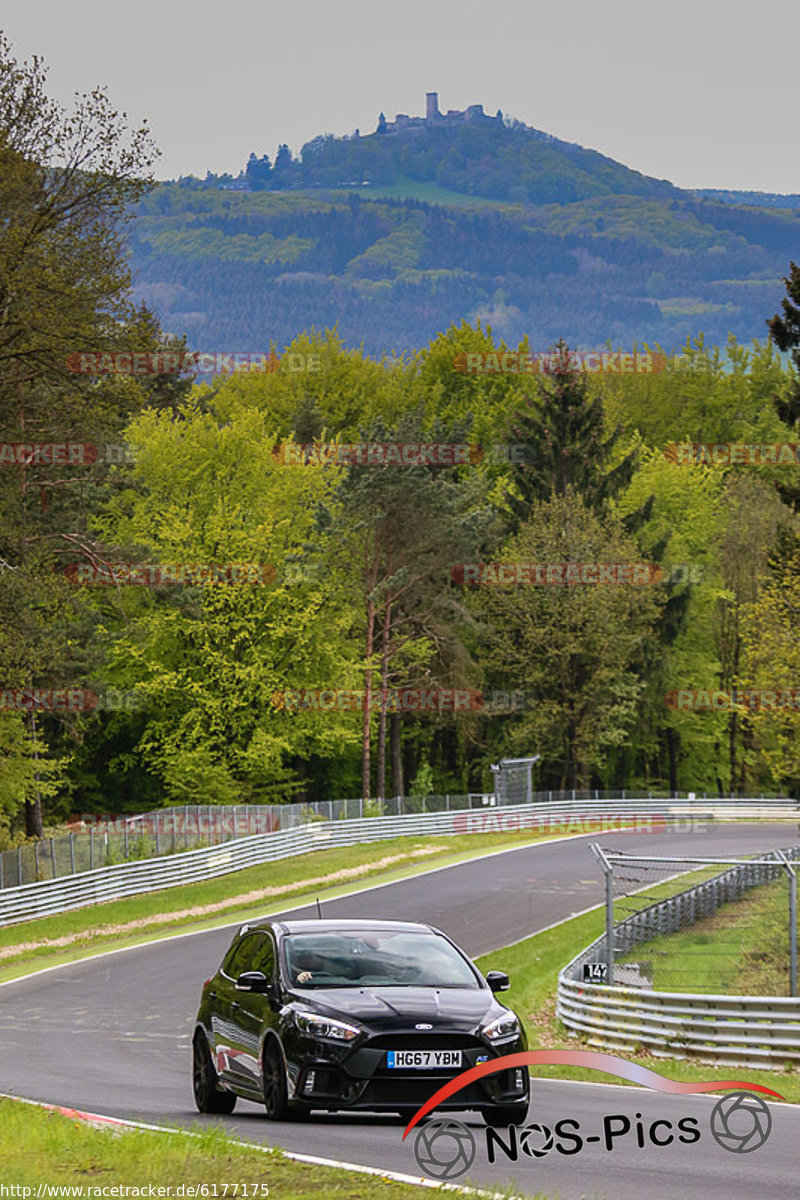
(286, 1033, 528, 1111)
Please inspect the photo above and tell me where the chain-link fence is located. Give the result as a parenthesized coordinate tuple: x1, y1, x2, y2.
(1, 789, 796, 891)
(490, 756, 541, 805)
(590, 845, 800, 997)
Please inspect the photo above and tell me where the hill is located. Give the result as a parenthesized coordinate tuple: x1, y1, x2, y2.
(127, 100, 800, 355)
(239, 94, 678, 207)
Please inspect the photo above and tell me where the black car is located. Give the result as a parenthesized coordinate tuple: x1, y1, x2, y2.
(192, 917, 529, 1125)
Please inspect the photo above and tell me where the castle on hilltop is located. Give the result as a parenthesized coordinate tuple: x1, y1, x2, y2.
(377, 93, 503, 134)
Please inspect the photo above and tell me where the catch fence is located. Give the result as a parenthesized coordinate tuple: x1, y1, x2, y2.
(558, 845, 800, 1069)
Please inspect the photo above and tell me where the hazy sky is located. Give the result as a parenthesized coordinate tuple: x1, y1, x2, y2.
(5, 0, 799, 191)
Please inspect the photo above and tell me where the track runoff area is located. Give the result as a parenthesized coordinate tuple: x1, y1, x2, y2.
(1, 822, 799, 1200)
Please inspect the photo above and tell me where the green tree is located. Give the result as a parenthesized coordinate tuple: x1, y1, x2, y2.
(333, 410, 494, 798)
(0, 34, 157, 834)
(503, 341, 637, 530)
(91, 401, 362, 803)
(477, 491, 663, 790)
(767, 262, 800, 511)
(739, 537, 800, 790)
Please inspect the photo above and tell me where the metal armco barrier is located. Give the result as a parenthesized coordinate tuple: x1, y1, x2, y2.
(0, 796, 797, 927)
(557, 846, 800, 1070)
(557, 971, 800, 1070)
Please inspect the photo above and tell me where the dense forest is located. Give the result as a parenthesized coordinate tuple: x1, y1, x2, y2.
(1, 36, 798, 846)
(129, 183, 800, 356)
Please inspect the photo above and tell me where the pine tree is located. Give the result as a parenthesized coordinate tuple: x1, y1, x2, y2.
(503, 340, 637, 529)
(767, 261, 800, 511)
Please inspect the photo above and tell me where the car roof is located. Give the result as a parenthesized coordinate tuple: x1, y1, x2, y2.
(239, 918, 438, 937)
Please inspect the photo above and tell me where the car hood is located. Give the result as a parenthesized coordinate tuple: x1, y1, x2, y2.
(286, 986, 499, 1031)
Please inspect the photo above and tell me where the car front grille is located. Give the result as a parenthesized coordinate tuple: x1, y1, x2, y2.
(364, 1033, 481, 1051)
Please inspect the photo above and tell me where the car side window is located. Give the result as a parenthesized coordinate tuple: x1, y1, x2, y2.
(223, 933, 259, 979)
(250, 933, 275, 980)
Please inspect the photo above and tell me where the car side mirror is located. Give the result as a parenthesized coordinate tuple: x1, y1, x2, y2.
(235, 970, 269, 992)
(485, 970, 510, 993)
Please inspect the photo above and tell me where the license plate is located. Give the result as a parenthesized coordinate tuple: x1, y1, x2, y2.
(386, 1050, 462, 1069)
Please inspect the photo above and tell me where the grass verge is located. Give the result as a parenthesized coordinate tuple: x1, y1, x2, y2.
(618, 878, 796, 995)
(0, 828, 581, 982)
(0, 1099, 543, 1198)
(474, 908, 800, 1102)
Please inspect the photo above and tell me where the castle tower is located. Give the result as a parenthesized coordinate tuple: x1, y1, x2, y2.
(426, 92, 440, 120)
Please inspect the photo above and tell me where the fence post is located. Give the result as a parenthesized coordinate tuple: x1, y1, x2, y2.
(124, 823, 129, 859)
(777, 852, 797, 998)
(51, 837, 56, 877)
(0, 850, 3, 889)
(69, 833, 75, 874)
(89, 827, 94, 871)
(17, 845, 22, 886)
(590, 844, 614, 985)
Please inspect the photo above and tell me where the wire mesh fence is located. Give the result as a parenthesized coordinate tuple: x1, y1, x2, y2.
(491, 756, 540, 805)
(0, 788, 796, 891)
(591, 845, 800, 997)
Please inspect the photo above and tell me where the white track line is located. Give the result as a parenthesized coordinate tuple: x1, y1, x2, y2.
(0, 1093, 518, 1198)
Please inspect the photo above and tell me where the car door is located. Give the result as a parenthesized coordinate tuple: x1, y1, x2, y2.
(229, 931, 279, 1093)
(213, 933, 262, 1088)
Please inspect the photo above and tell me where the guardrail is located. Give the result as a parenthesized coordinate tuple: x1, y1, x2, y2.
(5, 793, 798, 890)
(1, 796, 797, 927)
(557, 847, 800, 1070)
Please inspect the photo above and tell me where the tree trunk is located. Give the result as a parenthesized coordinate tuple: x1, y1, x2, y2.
(666, 726, 679, 795)
(21, 386, 43, 840)
(361, 593, 375, 800)
(376, 600, 392, 799)
(391, 710, 404, 797)
(25, 708, 44, 838)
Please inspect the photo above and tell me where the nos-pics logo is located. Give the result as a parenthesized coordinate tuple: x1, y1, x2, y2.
(405, 1050, 781, 1181)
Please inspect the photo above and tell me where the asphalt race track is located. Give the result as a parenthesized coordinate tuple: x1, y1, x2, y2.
(2, 825, 798, 1198)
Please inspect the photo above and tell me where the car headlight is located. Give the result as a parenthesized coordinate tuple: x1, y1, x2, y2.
(481, 1011, 520, 1042)
(293, 1010, 361, 1042)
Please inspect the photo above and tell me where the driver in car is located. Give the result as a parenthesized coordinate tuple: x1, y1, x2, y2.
(293, 948, 326, 984)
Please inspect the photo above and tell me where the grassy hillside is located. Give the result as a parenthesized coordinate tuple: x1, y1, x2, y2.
(129, 179, 799, 355)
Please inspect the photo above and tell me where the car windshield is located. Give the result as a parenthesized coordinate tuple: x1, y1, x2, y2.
(283, 930, 480, 989)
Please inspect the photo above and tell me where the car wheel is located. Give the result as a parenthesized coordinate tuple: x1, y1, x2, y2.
(483, 1103, 529, 1127)
(262, 1039, 306, 1121)
(193, 1031, 236, 1114)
